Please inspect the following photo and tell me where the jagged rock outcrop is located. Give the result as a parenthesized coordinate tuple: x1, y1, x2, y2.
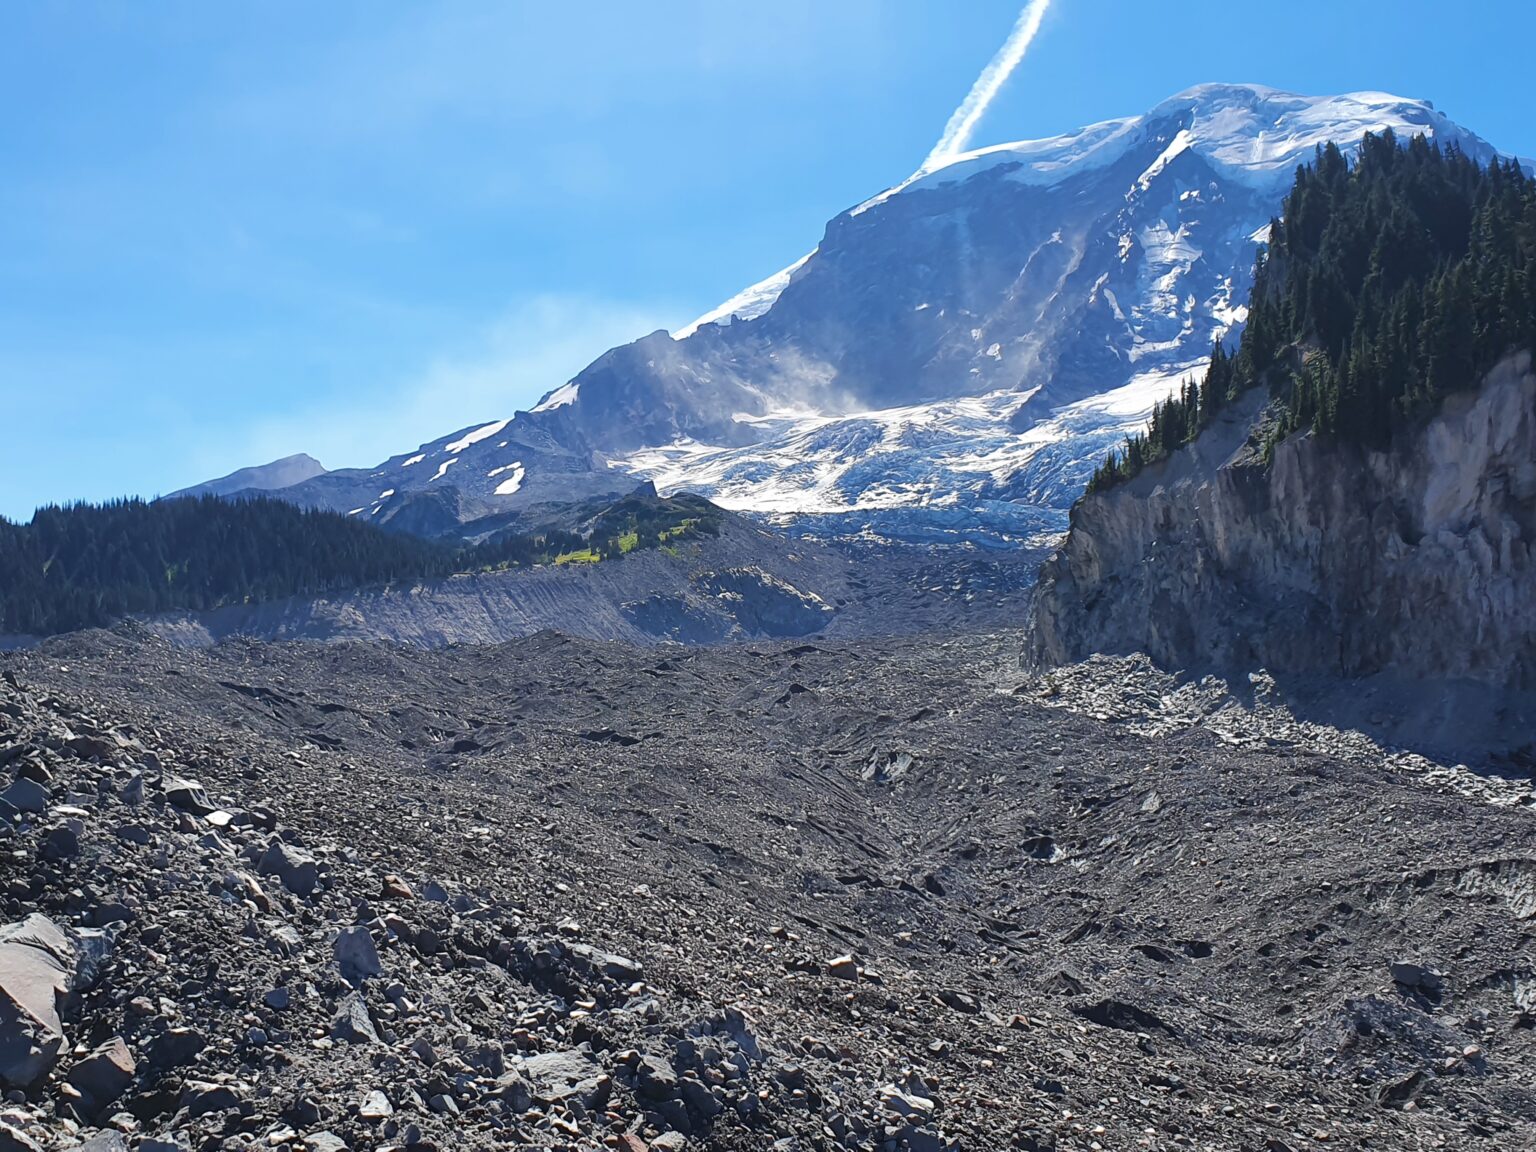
(1030, 352, 1536, 688)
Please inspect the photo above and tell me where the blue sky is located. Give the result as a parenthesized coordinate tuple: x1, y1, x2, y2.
(4, 0, 1535, 519)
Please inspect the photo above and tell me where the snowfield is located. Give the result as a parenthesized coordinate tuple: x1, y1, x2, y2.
(611, 365, 1199, 545)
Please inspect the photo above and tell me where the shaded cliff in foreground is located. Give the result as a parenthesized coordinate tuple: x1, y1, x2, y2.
(1030, 352, 1536, 690)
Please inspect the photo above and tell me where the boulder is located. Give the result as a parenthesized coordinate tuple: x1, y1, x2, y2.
(0, 914, 75, 1089)
(66, 1036, 136, 1117)
(381, 874, 415, 900)
(826, 954, 859, 981)
(880, 1085, 936, 1121)
(1390, 960, 1445, 995)
(162, 776, 214, 815)
(518, 1047, 610, 1107)
(635, 1052, 679, 1098)
(0, 776, 48, 815)
(179, 1079, 243, 1117)
(113, 823, 150, 845)
(937, 989, 981, 1014)
(146, 1026, 206, 1073)
(422, 880, 449, 902)
(567, 942, 643, 983)
(0, 1122, 45, 1152)
(257, 839, 320, 897)
(330, 993, 379, 1045)
(334, 926, 382, 983)
(40, 824, 80, 862)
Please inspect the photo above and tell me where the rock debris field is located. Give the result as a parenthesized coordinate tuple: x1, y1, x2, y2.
(0, 625, 1533, 1151)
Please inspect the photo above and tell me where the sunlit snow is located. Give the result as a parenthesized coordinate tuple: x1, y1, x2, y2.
(532, 383, 579, 413)
(444, 420, 509, 455)
(609, 365, 1197, 534)
(493, 464, 526, 496)
(673, 253, 815, 340)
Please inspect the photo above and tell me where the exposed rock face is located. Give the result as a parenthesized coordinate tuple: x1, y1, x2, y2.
(121, 520, 1041, 650)
(1030, 352, 1536, 688)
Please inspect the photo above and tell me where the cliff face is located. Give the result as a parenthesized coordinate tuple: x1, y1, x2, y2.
(1030, 352, 1536, 688)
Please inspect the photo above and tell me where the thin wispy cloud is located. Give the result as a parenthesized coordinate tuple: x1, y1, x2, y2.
(922, 0, 1054, 171)
(195, 294, 681, 480)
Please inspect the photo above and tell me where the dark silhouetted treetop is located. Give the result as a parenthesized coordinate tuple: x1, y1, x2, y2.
(0, 491, 722, 637)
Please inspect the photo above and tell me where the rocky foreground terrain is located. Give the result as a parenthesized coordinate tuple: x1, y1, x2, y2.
(1, 627, 1534, 1151)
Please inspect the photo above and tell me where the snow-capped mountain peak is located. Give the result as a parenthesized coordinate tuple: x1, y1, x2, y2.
(211, 84, 1524, 546)
(856, 84, 1475, 221)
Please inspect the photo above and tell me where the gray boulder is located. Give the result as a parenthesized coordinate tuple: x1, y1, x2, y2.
(518, 1047, 609, 1107)
(0, 914, 74, 1089)
(0, 776, 47, 815)
(66, 1036, 136, 1118)
(162, 776, 214, 815)
(330, 993, 379, 1045)
(1391, 960, 1446, 995)
(333, 926, 382, 983)
(179, 1079, 243, 1117)
(257, 839, 319, 897)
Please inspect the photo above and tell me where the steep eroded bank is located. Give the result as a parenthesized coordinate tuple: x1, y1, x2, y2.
(1031, 352, 1536, 689)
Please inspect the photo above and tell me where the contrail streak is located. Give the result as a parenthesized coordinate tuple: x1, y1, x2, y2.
(922, 0, 1053, 172)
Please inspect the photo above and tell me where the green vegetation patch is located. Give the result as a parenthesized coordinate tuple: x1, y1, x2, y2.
(0, 490, 727, 638)
(1089, 132, 1536, 494)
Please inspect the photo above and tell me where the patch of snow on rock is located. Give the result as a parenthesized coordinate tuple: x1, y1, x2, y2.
(445, 420, 510, 455)
(493, 464, 526, 496)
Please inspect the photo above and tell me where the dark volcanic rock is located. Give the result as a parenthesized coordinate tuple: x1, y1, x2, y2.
(0, 914, 74, 1089)
(64, 1037, 135, 1118)
(1030, 354, 1536, 694)
(0, 629, 1531, 1150)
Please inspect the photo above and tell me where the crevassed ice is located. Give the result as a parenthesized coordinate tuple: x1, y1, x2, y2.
(607, 370, 1195, 519)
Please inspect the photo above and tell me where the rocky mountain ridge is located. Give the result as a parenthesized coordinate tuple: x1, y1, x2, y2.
(172, 456, 328, 501)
